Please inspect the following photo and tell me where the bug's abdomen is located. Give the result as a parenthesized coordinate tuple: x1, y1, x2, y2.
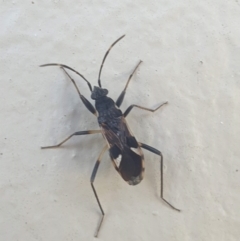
(101, 115, 145, 186)
(109, 143, 144, 186)
(119, 147, 144, 185)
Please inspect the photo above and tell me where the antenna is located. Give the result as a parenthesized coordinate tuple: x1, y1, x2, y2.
(40, 63, 93, 92)
(98, 35, 125, 88)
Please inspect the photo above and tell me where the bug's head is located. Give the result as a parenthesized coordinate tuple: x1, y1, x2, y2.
(91, 86, 108, 100)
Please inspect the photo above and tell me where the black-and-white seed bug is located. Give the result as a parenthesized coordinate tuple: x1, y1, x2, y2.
(41, 35, 180, 237)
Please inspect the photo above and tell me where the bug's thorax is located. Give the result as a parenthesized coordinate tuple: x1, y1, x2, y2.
(91, 86, 122, 125)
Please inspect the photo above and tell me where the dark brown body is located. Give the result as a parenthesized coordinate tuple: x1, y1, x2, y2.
(95, 94, 144, 185)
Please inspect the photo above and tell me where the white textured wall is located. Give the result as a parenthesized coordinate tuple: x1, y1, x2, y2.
(1, 1, 240, 240)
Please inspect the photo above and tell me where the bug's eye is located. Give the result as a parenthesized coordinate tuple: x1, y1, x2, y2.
(91, 87, 108, 99)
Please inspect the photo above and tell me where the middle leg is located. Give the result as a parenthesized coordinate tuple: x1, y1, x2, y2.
(41, 130, 101, 149)
(124, 101, 168, 117)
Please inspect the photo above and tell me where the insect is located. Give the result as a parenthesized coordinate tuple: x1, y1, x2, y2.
(40, 35, 180, 237)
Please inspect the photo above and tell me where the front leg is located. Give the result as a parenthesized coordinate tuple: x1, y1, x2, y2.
(116, 61, 142, 107)
(61, 67, 97, 116)
(139, 142, 180, 212)
(40, 64, 97, 116)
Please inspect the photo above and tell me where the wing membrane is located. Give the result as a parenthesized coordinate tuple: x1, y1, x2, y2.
(101, 117, 144, 185)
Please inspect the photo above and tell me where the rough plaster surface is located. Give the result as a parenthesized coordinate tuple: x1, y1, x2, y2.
(0, 1, 240, 241)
